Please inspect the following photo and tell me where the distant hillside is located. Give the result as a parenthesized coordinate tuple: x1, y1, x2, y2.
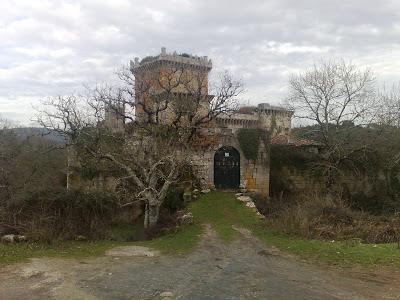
(10, 127, 65, 144)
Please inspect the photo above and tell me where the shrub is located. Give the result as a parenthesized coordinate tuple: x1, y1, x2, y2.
(160, 185, 185, 219)
(261, 193, 400, 244)
(347, 191, 400, 215)
(1, 188, 119, 240)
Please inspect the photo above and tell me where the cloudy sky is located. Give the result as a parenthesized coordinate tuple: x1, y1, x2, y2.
(1, 0, 400, 125)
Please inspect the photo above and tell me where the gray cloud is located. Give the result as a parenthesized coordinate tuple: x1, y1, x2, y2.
(1, 0, 400, 124)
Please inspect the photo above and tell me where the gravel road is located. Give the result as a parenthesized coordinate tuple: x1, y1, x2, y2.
(1, 225, 400, 300)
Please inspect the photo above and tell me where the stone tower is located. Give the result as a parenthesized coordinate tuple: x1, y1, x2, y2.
(104, 101, 125, 132)
(130, 47, 213, 124)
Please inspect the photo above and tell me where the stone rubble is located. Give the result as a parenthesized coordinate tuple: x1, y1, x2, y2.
(177, 212, 194, 226)
(235, 194, 266, 219)
(237, 196, 252, 203)
(245, 201, 256, 208)
(1, 234, 27, 243)
(160, 291, 174, 299)
(75, 235, 87, 241)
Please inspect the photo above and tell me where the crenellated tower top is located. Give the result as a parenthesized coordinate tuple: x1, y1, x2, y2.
(131, 47, 212, 123)
(130, 47, 212, 73)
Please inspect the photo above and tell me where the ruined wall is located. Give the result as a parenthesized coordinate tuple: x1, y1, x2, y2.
(269, 144, 323, 197)
(241, 141, 270, 194)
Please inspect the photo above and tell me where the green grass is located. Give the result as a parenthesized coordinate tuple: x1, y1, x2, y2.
(1, 191, 400, 267)
(0, 223, 203, 265)
(0, 240, 130, 264)
(254, 230, 400, 266)
(189, 192, 246, 241)
(137, 224, 202, 254)
(190, 192, 400, 267)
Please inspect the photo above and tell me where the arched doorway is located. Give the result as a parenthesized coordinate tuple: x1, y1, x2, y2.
(214, 146, 240, 189)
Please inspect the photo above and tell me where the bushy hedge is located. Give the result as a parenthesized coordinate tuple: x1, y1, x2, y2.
(1, 188, 119, 240)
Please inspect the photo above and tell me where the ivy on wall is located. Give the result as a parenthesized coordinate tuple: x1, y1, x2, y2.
(236, 128, 268, 161)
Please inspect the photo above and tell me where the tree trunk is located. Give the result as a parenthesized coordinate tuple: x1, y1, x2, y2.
(144, 202, 149, 229)
(143, 200, 161, 229)
(148, 203, 160, 228)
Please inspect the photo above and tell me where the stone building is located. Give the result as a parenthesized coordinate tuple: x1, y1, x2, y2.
(127, 48, 293, 195)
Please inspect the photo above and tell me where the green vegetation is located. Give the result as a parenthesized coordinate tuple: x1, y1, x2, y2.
(189, 191, 258, 241)
(0, 225, 203, 265)
(190, 192, 400, 266)
(0, 240, 129, 264)
(270, 144, 320, 171)
(1, 192, 400, 267)
(236, 128, 267, 161)
(290, 123, 400, 214)
(137, 225, 202, 254)
(254, 231, 400, 266)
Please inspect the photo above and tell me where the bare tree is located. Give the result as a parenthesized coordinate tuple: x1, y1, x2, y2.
(377, 84, 400, 128)
(0, 118, 66, 233)
(288, 59, 376, 146)
(0, 118, 14, 197)
(373, 84, 400, 177)
(37, 64, 242, 228)
(287, 60, 377, 187)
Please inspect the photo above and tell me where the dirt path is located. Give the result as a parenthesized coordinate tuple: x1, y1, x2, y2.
(1, 225, 400, 300)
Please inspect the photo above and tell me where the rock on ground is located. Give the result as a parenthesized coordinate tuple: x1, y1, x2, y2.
(160, 291, 174, 299)
(177, 212, 194, 226)
(236, 196, 252, 203)
(1, 234, 27, 243)
(245, 201, 256, 208)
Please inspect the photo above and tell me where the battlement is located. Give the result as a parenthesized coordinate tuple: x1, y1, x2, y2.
(215, 103, 293, 134)
(257, 103, 294, 116)
(130, 47, 212, 73)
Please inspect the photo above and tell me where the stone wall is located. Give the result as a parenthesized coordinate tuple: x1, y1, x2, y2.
(192, 127, 270, 195)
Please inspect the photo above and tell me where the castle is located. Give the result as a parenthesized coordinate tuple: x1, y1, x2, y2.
(110, 47, 293, 195)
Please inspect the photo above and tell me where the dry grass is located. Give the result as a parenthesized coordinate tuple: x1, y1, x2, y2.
(253, 193, 400, 245)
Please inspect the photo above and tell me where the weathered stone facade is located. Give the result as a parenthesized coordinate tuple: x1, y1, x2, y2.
(129, 48, 293, 195)
(195, 142, 270, 194)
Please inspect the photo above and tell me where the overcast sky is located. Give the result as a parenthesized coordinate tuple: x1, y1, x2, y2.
(1, 0, 400, 125)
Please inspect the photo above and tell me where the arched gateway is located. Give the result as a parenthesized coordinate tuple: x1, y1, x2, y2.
(214, 146, 240, 189)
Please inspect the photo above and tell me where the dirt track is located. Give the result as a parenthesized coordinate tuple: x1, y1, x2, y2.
(1, 225, 400, 300)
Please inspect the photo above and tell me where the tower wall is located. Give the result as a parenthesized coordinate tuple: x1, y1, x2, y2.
(131, 48, 212, 124)
(104, 102, 125, 132)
